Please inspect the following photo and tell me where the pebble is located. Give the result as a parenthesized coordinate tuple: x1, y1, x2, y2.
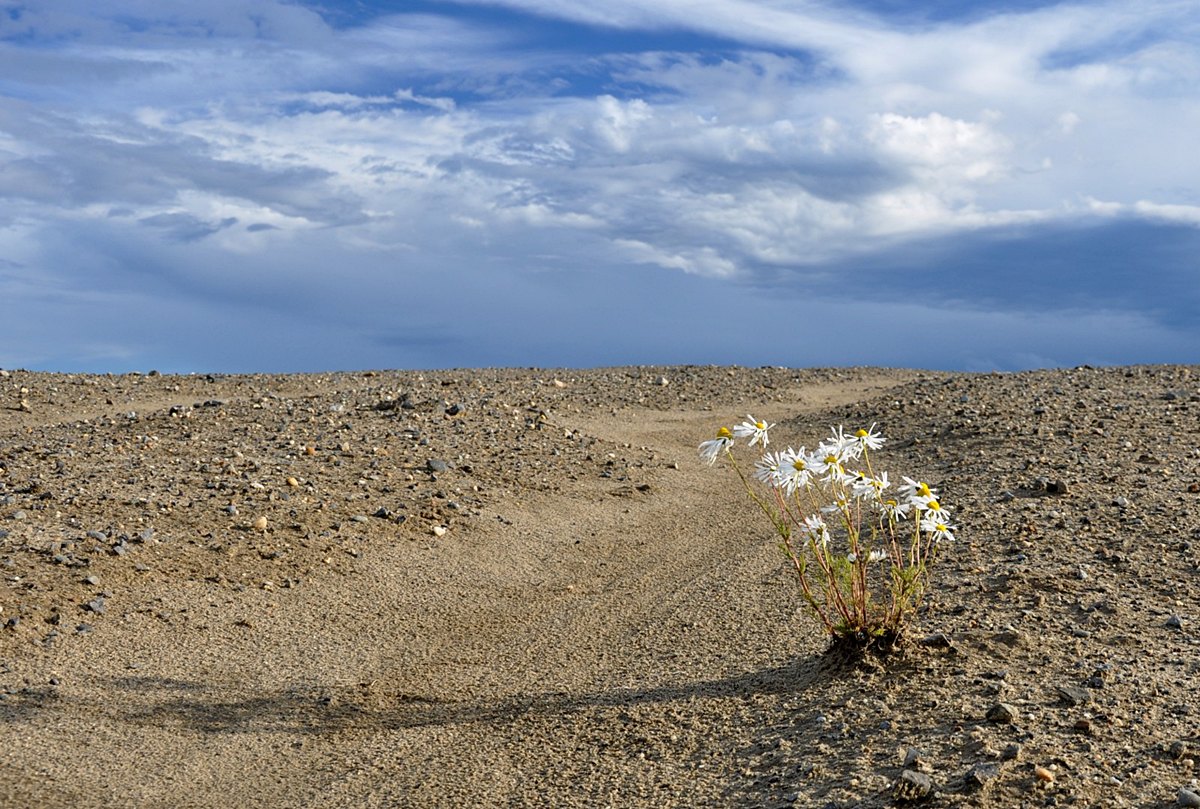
(1179, 789, 1200, 808)
(986, 703, 1019, 724)
(893, 770, 933, 801)
(1033, 765, 1055, 783)
(445, 403, 465, 416)
(1046, 480, 1069, 495)
(1057, 685, 1091, 706)
(965, 762, 1000, 790)
(1166, 615, 1184, 630)
(252, 516, 268, 532)
(85, 597, 106, 615)
(432, 525, 448, 537)
(427, 459, 449, 473)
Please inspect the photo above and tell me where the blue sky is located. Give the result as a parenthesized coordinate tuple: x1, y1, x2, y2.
(2, 0, 1198, 373)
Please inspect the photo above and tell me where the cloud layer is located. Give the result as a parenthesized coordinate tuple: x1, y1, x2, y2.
(1, 0, 1197, 371)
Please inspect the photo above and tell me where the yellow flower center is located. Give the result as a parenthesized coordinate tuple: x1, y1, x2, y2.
(717, 427, 733, 439)
(856, 428, 868, 438)
(792, 459, 806, 471)
(755, 421, 766, 430)
(927, 500, 941, 511)
(917, 482, 932, 497)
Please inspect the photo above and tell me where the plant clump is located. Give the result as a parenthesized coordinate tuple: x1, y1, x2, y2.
(700, 417, 954, 653)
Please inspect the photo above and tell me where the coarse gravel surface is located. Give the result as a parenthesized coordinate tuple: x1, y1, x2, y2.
(1, 364, 1199, 808)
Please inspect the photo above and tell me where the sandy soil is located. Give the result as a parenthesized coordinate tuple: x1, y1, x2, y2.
(2, 364, 1198, 808)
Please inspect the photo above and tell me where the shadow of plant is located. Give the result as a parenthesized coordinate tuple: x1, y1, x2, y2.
(94, 653, 840, 737)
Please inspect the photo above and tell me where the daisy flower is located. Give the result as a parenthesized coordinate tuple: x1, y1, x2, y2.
(851, 423, 885, 453)
(698, 427, 734, 465)
(876, 497, 910, 522)
(778, 447, 815, 495)
(900, 476, 938, 506)
(753, 451, 785, 485)
(921, 516, 956, 543)
(800, 514, 830, 546)
(811, 444, 850, 482)
(733, 415, 774, 447)
(851, 470, 890, 500)
(920, 498, 952, 523)
(848, 548, 889, 564)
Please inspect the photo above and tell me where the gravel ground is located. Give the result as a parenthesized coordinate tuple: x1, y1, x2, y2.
(1, 364, 1198, 808)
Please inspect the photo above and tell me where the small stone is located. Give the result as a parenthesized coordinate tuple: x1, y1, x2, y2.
(1046, 480, 1069, 495)
(1169, 741, 1189, 760)
(1001, 743, 1023, 762)
(86, 530, 107, 542)
(445, 403, 465, 416)
(965, 762, 1001, 790)
(987, 703, 1019, 724)
(919, 632, 954, 648)
(893, 770, 933, 801)
(426, 459, 449, 473)
(903, 748, 933, 773)
(1166, 615, 1184, 630)
(225, 504, 239, 516)
(1033, 765, 1055, 783)
(286, 476, 299, 487)
(85, 597, 106, 615)
(1178, 788, 1200, 808)
(654, 375, 669, 386)
(1057, 686, 1091, 706)
(252, 516, 268, 532)
(432, 525, 448, 537)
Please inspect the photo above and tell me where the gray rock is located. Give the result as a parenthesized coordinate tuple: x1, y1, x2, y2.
(1057, 686, 1091, 706)
(1046, 480, 1069, 495)
(445, 403, 465, 416)
(1166, 615, 1184, 630)
(893, 770, 933, 801)
(1169, 741, 1189, 760)
(426, 459, 449, 473)
(1179, 788, 1200, 808)
(85, 597, 106, 615)
(964, 762, 1001, 790)
(986, 703, 1019, 724)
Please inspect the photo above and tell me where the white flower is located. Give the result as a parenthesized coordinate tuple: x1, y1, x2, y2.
(778, 447, 814, 495)
(876, 497, 910, 522)
(851, 470, 890, 500)
(800, 514, 830, 546)
(900, 476, 938, 506)
(921, 516, 956, 543)
(753, 451, 785, 484)
(812, 444, 851, 482)
(851, 423, 885, 453)
(920, 498, 952, 523)
(848, 548, 889, 564)
(733, 415, 774, 447)
(699, 427, 734, 465)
